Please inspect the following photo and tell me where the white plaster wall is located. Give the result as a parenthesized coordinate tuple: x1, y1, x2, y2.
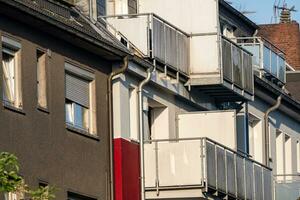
(190, 35, 220, 74)
(112, 74, 131, 139)
(178, 110, 237, 150)
(139, 0, 218, 34)
(107, 0, 129, 15)
(248, 97, 300, 177)
(112, 72, 200, 142)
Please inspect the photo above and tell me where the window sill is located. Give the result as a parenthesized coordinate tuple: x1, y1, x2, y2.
(130, 138, 140, 144)
(66, 124, 99, 141)
(37, 106, 50, 114)
(3, 102, 25, 115)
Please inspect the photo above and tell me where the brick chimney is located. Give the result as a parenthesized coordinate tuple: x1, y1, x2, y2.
(258, 21, 300, 70)
(280, 9, 291, 23)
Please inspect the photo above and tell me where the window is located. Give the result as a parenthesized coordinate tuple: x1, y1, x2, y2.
(248, 113, 263, 163)
(67, 192, 96, 200)
(147, 106, 153, 139)
(2, 36, 22, 108)
(6, 192, 24, 200)
(275, 130, 293, 181)
(128, 0, 137, 14)
(39, 181, 48, 188)
(284, 134, 292, 180)
(276, 131, 284, 179)
(222, 24, 236, 42)
(297, 141, 300, 173)
(65, 63, 96, 134)
(96, 0, 106, 16)
(144, 98, 169, 140)
(36, 50, 47, 109)
(236, 112, 247, 154)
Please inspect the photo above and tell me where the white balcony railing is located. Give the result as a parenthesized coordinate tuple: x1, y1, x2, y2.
(102, 14, 254, 99)
(274, 175, 300, 200)
(103, 13, 190, 75)
(145, 137, 272, 200)
(222, 36, 254, 94)
(237, 37, 286, 83)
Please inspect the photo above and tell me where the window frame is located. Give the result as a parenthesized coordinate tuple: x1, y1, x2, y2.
(5, 192, 24, 200)
(64, 62, 96, 136)
(96, 0, 106, 16)
(297, 140, 300, 174)
(67, 191, 97, 200)
(248, 112, 263, 162)
(1, 35, 22, 110)
(128, 0, 138, 14)
(36, 48, 48, 110)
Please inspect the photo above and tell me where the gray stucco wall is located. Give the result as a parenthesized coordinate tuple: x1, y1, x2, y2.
(0, 13, 111, 200)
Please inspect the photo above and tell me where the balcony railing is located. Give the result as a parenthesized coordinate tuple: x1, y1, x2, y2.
(104, 13, 190, 75)
(145, 137, 272, 200)
(237, 37, 286, 83)
(222, 36, 254, 94)
(274, 175, 300, 200)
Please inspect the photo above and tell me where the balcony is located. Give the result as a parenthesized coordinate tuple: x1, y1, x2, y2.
(237, 37, 286, 83)
(221, 36, 254, 94)
(104, 13, 189, 76)
(145, 137, 273, 200)
(102, 11, 255, 101)
(274, 175, 300, 200)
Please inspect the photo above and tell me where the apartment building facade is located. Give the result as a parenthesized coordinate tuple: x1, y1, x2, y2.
(254, 17, 300, 198)
(0, 0, 300, 200)
(103, 0, 300, 200)
(0, 0, 130, 199)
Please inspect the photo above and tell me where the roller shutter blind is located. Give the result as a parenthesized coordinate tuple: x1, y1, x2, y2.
(65, 73, 90, 108)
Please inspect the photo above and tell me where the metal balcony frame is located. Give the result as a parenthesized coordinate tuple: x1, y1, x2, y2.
(101, 13, 255, 101)
(236, 36, 286, 84)
(101, 13, 190, 81)
(220, 35, 254, 95)
(145, 137, 272, 199)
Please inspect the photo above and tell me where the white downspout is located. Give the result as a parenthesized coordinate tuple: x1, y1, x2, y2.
(138, 67, 154, 200)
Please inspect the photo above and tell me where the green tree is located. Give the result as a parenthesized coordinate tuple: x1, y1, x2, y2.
(0, 152, 55, 200)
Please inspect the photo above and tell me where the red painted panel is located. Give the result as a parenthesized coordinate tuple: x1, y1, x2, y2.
(114, 138, 140, 200)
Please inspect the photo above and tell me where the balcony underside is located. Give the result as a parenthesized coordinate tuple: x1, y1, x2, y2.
(188, 77, 253, 102)
(146, 188, 206, 200)
(146, 187, 238, 199)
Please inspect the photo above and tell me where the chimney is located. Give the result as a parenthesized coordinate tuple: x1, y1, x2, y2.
(74, 0, 98, 21)
(280, 9, 291, 23)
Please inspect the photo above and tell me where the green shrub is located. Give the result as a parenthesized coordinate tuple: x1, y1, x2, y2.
(0, 152, 55, 200)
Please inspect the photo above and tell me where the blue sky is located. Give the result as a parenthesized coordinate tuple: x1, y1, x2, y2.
(229, 0, 300, 24)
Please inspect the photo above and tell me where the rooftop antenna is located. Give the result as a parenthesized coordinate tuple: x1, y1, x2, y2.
(273, 0, 281, 23)
(238, 3, 256, 15)
(274, 2, 297, 23)
(241, 11, 256, 15)
(225, 0, 256, 16)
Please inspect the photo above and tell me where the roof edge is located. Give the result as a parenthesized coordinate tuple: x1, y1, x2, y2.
(219, 0, 259, 30)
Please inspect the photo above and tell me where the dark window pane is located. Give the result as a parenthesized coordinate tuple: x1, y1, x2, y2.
(97, 0, 106, 16)
(68, 192, 96, 200)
